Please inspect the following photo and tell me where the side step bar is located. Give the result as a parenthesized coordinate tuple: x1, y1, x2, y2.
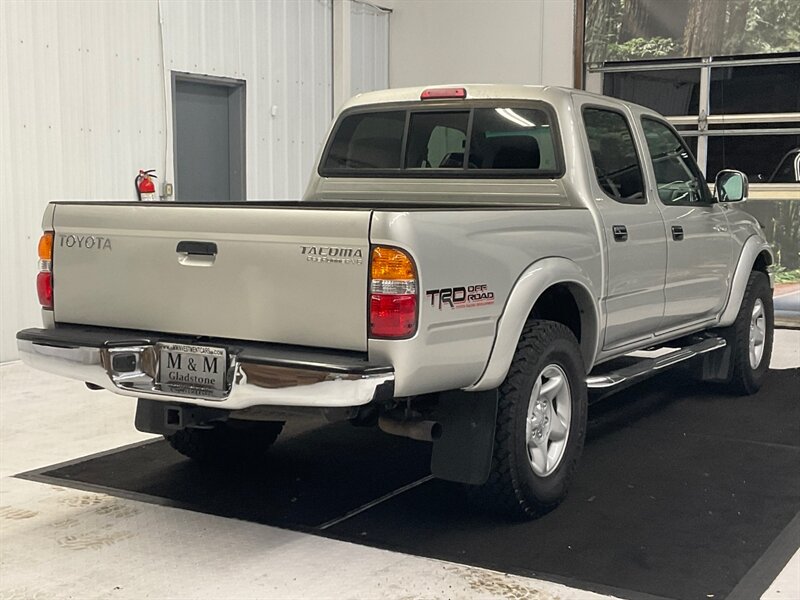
(586, 336, 726, 394)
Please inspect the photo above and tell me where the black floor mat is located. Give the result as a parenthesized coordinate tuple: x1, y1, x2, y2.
(21, 369, 800, 600)
(34, 418, 432, 528)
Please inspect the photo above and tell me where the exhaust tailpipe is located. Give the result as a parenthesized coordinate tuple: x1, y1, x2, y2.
(378, 417, 442, 442)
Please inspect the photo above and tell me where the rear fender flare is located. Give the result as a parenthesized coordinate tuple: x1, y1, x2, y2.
(718, 236, 774, 327)
(466, 257, 600, 392)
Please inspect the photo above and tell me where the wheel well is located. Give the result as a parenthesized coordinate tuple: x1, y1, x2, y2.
(529, 283, 597, 367)
(753, 250, 772, 274)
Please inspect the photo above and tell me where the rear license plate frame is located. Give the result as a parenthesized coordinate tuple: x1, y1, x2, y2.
(157, 342, 227, 392)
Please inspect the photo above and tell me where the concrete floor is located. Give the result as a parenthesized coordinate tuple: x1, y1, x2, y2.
(1, 330, 798, 600)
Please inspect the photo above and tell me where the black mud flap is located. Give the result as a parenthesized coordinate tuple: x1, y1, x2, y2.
(430, 389, 498, 485)
(699, 343, 734, 383)
(134, 399, 229, 435)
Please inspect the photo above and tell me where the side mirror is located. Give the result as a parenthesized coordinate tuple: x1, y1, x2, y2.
(715, 169, 749, 203)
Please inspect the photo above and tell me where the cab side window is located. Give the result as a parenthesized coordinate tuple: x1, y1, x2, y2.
(583, 108, 646, 204)
(641, 118, 712, 204)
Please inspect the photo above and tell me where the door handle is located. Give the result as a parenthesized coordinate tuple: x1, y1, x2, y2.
(176, 241, 218, 256)
(612, 225, 628, 242)
(671, 225, 684, 241)
(176, 240, 217, 267)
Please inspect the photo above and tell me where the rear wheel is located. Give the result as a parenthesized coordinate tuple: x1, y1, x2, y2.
(723, 270, 773, 395)
(166, 420, 284, 465)
(472, 320, 588, 519)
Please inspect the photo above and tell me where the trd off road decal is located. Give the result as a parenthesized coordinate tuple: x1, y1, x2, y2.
(425, 284, 495, 309)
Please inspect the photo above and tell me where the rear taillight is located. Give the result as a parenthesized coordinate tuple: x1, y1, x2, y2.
(37, 231, 54, 309)
(37, 272, 53, 309)
(369, 246, 417, 339)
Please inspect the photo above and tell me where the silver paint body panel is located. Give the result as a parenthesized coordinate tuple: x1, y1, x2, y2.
(51, 204, 371, 351)
(368, 208, 601, 396)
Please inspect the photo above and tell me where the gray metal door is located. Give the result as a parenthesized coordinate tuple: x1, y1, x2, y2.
(173, 76, 245, 202)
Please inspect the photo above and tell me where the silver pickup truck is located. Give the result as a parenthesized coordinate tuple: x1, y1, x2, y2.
(18, 85, 774, 519)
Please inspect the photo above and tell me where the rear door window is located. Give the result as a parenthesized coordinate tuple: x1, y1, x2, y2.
(583, 108, 646, 204)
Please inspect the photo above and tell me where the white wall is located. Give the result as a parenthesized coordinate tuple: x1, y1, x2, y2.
(381, 0, 575, 88)
(350, 1, 390, 96)
(0, 0, 333, 362)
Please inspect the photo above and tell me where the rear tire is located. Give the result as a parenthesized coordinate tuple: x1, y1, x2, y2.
(723, 270, 773, 395)
(166, 420, 284, 465)
(471, 320, 588, 519)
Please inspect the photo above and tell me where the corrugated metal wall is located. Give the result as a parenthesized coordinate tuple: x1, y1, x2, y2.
(160, 0, 333, 200)
(0, 0, 334, 362)
(350, 1, 389, 95)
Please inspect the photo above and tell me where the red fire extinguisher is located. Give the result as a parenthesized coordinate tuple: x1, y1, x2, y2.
(135, 169, 158, 201)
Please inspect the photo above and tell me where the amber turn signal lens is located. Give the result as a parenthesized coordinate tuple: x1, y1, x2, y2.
(38, 231, 54, 261)
(370, 246, 415, 281)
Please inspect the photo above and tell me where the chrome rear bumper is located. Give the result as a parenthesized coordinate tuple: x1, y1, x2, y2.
(17, 327, 393, 410)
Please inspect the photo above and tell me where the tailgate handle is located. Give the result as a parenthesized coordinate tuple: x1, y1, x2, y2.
(176, 241, 217, 256)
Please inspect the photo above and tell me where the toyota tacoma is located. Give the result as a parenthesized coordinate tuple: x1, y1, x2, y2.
(18, 85, 774, 518)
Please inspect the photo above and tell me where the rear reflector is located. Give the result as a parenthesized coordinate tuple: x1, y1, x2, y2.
(369, 246, 418, 339)
(420, 87, 467, 100)
(37, 271, 53, 310)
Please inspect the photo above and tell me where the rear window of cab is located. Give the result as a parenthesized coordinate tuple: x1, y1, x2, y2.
(320, 103, 563, 178)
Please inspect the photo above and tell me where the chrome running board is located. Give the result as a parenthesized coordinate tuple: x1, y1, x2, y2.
(586, 336, 727, 392)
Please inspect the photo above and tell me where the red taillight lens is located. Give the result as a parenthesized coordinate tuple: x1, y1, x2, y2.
(369, 246, 418, 339)
(37, 271, 53, 309)
(370, 294, 416, 338)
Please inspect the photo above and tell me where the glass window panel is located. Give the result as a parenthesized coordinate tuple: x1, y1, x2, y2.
(467, 108, 557, 172)
(681, 135, 698, 159)
(708, 122, 800, 131)
(603, 69, 701, 116)
(405, 112, 469, 169)
(710, 63, 800, 114)
(642, 118, 711, 204)
(770, 149, 800, 183)
(583, 108, 646, 204)
(706, 134, 800, 182)
(323, 111, 405, 170)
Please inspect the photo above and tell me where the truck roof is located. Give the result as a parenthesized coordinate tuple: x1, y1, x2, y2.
(341, 84, 653, 115)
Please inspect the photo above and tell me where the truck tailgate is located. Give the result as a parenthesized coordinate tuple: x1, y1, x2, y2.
(51, 203, 370, 351)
